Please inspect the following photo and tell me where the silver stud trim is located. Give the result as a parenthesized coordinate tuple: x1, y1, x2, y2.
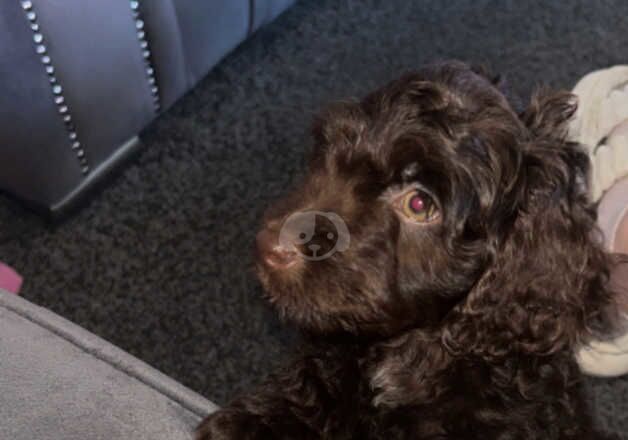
(22, 2, 90, 175)
(129, 1, 160, 112)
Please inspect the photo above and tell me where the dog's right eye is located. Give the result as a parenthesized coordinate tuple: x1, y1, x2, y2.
(396, 189, 439, 223)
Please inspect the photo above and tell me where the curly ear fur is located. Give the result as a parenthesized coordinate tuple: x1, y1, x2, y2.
(368, 90, 616, 412)
(441, 90, 614, 360)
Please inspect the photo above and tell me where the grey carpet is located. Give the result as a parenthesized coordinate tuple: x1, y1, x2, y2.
(1, 0, 627, 435)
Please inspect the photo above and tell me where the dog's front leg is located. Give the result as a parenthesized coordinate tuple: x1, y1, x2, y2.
(195, 352, 359, 440)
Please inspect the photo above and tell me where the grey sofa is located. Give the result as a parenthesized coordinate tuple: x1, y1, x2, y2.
(0, 0, 294, 215)
(0, 289, 217, 439)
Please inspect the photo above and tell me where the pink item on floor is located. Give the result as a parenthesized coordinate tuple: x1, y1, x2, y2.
(0, 262, 22, 294)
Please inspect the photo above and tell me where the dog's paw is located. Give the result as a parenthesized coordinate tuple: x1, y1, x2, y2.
(195, 410, 271, 440)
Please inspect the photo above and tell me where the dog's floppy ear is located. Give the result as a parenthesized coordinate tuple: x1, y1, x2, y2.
(521, 89, 578, 140)
(441, 90, 615, 360)
(368, 90, 616, 410)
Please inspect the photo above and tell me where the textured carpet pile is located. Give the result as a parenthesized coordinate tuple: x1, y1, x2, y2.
(1, 0, 627, 435)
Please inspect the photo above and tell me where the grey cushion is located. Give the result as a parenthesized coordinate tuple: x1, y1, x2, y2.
(0, 290, 217, 440)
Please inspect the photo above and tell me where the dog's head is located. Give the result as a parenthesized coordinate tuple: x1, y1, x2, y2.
(256, 61, 613, 354)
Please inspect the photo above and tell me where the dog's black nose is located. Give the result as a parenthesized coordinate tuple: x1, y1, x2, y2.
(256, 228, 298, 269)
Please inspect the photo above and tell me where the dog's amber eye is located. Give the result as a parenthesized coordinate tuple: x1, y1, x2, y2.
(400, 189, 439, 223)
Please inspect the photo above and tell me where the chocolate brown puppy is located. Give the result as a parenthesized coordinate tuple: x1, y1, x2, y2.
(197, 61, 622, 440)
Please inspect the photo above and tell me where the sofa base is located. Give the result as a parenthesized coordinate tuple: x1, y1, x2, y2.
(49, 136, 144, 220)
(1, 136, 144, 221)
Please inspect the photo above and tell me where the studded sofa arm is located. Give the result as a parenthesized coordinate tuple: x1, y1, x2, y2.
(0, 0, 294, 215)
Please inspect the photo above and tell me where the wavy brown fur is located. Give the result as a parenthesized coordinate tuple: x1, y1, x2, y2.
(197, 61, 621, 439)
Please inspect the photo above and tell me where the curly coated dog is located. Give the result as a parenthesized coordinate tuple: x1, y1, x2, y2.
(197, 61, 625, 439)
